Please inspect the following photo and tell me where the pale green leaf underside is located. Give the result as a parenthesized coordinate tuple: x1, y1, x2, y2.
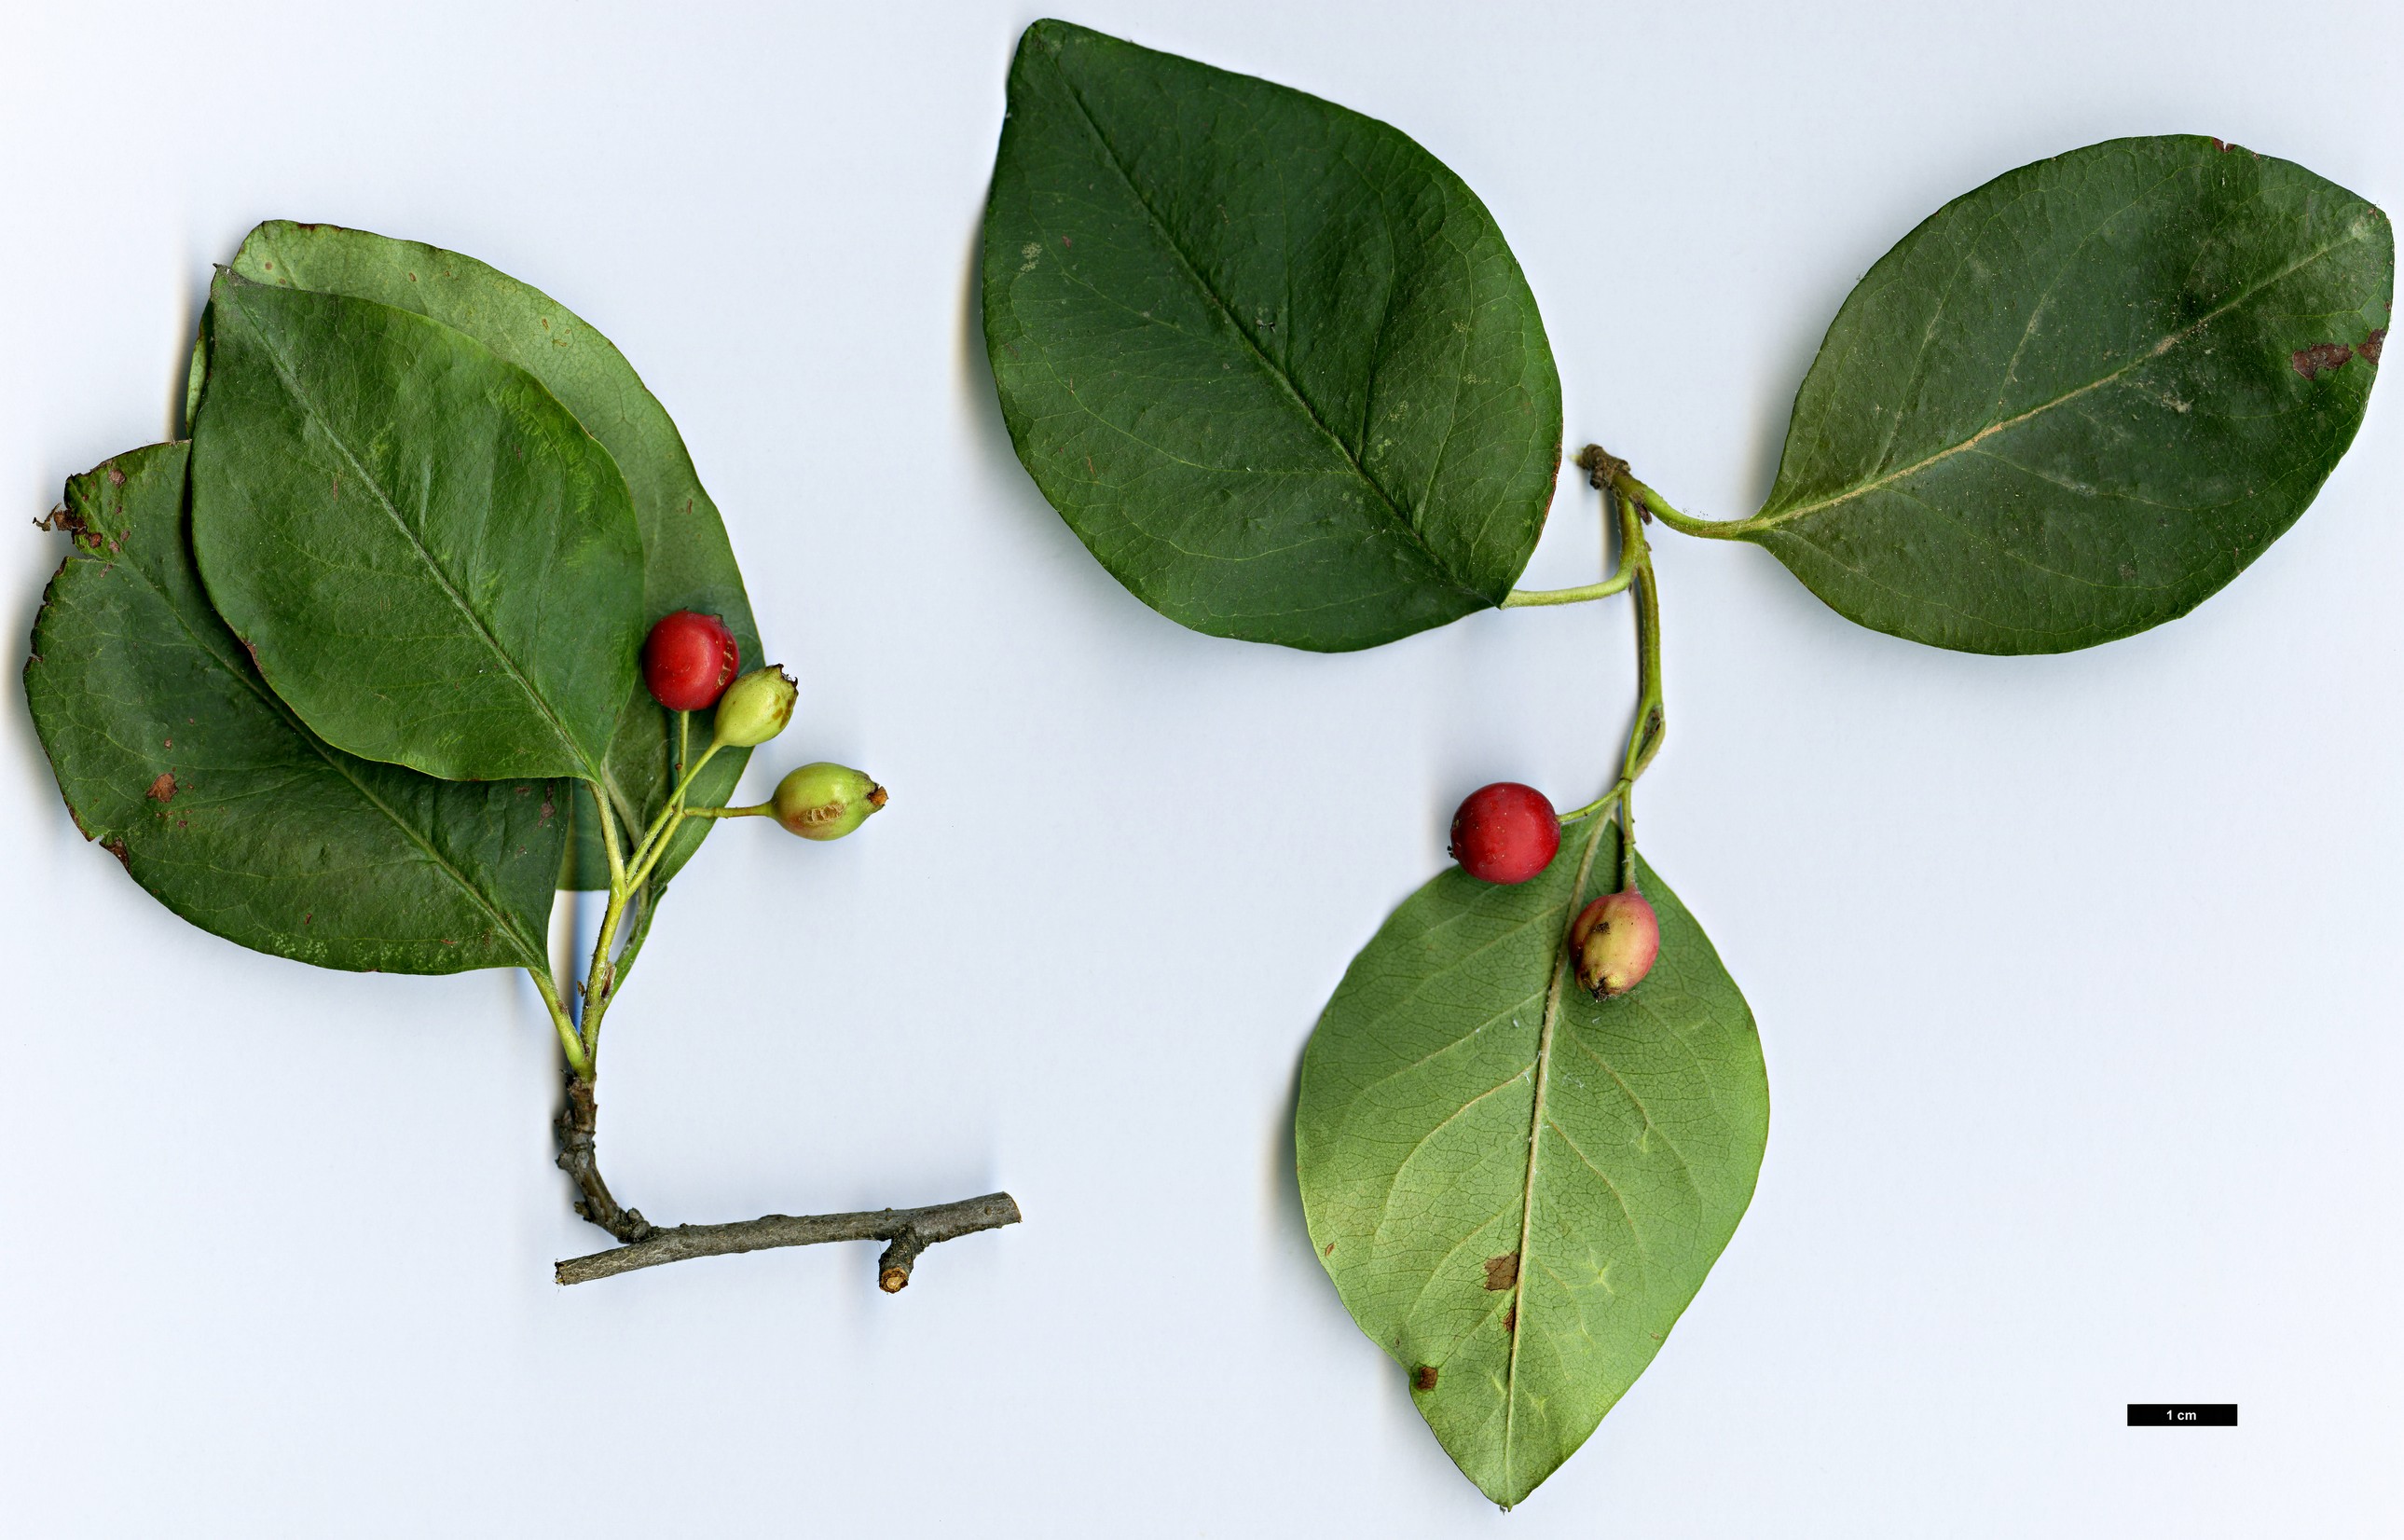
(1297, 814, 1767, 1507)
(26, 443, 562, 973)
(225, 222, 761, 887)
(1748, 134, 2391, 653)
(190, 276, 646, 785)
(982, 19, 1562, 652)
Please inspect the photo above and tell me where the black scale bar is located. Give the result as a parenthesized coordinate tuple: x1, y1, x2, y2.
(2127, 1403, 2237, 1426)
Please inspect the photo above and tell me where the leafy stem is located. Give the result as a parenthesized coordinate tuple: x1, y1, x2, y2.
(561, 732, 738, 1085)
(1551, 448, 1667, 845)
(627, 740, 724, 882)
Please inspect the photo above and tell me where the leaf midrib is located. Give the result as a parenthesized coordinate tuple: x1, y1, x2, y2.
(1047, 64, 1486, 603)
(1498, 808, 1615, 1495)
(225, 282, 611, 789)
(1751, 220, 2376, 535)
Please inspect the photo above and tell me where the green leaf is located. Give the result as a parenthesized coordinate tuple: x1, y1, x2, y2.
(1297, 813, 1767, 1507)
(224, 221, 762, 887)
(25, 443, 564, 973)
(189, 273, 648, 784)
(1734, 135, 2392, 653)
(982, 20, 1562, 652)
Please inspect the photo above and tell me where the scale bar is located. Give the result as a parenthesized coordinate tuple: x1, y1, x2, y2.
(2127, 1403, 2237, 1426)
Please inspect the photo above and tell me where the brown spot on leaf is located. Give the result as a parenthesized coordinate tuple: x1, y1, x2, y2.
(1322, 1241, 1335, 1257)
(538, 797, 556, 823)
(103, 837, 130, 869)
(1504, 1304, 1518, 1334)
(1483, 1252, 1520, 1291)
(1411, 1365, 1439, 1393)
(146, 772, 177, 804)
(2360, 327, 2385, 367)
(106, 465, 126, 487)
(37, 504, 103, 551)
(2292, 342, 2354, 379)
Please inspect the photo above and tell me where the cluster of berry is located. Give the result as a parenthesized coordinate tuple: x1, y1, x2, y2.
(1448, 782, 1658, 998)
(640, 610, 886, 841)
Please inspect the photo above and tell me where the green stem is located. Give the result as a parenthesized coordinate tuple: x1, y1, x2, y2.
(1618, 471, 1757, 540)
(1620, 524, 1665, 783)
(580, 881, 628, 1066)
(529, 966, 591, 1080)
(595, 780, 629, 893)
(1555, 777, 1628, 825)
(683, 802, 773, 819)
(1551, 447, 1668, 874)
(625, 740, 725, 879)
(580, 886, 657, 1069)
(1617, 781, 1638, 892)
(1503, 460, 1641, 606)
(567, 730, 735, 1070)
(1502, 570, 1633, 607)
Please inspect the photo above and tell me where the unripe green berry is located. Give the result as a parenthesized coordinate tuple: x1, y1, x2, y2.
(712, 666, 797, 749)
(771, 763, 887, 841)
(1569, 889, 1659, 998)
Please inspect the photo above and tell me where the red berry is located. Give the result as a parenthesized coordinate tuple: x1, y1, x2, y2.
(1449, 782, 1559, 884)
(642, 611, 740, 711)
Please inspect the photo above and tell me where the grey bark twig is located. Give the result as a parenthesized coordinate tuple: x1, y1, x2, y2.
(555, 1077, 658, 1244)
(556, 1192, 1023, 1286)
(553, 1074, 1021, 1287)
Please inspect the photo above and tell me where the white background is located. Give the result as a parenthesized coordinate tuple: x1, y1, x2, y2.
(3, 2, 2397, 1533)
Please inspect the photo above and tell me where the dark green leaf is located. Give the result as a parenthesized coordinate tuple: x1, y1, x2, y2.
(190, 274, 647, 784)
(982, 20, 1562, 652)
(1738, 135, 2392, 653)
(1297, 814, 1767, 1507)
(225, 221, 762, 887)
(25, 443, 564, 973)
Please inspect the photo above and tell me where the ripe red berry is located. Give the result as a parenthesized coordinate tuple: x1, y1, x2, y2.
(642, 611, 740, 711)
(1449, 782, 1560, 884)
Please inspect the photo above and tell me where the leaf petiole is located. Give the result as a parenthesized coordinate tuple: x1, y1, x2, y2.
(1501, 571, 1633, 607)
(1614, 469, 1751, 540)
(528, 965, 591, 1079)
(1504, 459, 1641, 607)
